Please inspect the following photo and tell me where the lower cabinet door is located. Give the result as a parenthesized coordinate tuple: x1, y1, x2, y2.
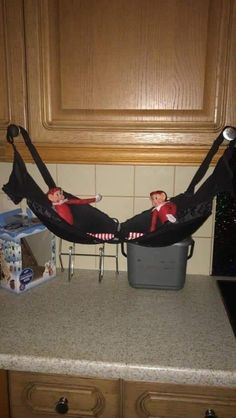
(0, 370, 10, 418)
(9, 371, 120, 418)
(123, 380, 236, 418)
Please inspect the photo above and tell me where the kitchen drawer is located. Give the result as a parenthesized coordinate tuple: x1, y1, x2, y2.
(123, 380, 236, 418)
(9, 371, 120, 418)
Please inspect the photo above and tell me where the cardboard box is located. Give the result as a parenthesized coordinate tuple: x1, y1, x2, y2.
(0, 209, 56, 293)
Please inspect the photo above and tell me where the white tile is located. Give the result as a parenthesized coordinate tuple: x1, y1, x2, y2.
(135, 166, 175, 197)
(26, 163, 57, 193)
(0, 163, 13, 190)
(71, 257, 96, 270)
(175, 168, 216, 239)
(20, 199, 29, 216)
(0, 193, 19, 212)
(98, 196, 134, 224)
(94, 243, 126, 272)
(192, 212, 214, 238)
(56, 239, 96, 270)
(187, 237, 212, 275)
(73, 244, 96, 270)
(96, 165, 134, 196)
(118, 247, 128, 271)
(174, 166, 196, 195)
(174, 166, 214, 195)
(134, 197, 152, 214)
(57, 164, 96, 196)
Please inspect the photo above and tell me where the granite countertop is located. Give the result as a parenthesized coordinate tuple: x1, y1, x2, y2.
(0, 271, 236, 387)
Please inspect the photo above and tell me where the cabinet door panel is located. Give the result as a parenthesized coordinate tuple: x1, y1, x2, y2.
(0, 2, 8, 126)
(0, 0, 27, 147)
(18, 0, 235, 164)
(123, 380, 236, 418)
(0, 370, 10, 418)
(9, 371, 120, 418)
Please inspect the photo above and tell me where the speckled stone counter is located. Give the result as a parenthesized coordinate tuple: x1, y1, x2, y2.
(0, 271, 236, 387)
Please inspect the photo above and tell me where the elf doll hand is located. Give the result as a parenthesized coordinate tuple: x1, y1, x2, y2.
(166, 214, 176, 223)
(96, 193, 102, 202)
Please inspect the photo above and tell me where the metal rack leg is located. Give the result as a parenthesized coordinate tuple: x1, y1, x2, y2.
(59, 240, 119, 282)
(98, 244, 105, 282)
(68, 243, 75, 281)
(59, 238, 64, 272)
(115, 244, 119, 275)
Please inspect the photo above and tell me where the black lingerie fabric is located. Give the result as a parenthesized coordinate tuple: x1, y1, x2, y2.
(2, 124, 236, 246)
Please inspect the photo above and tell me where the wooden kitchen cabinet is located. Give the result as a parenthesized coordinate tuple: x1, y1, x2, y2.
(0, 370, 10, 418)
(0, 0, 27, 155)
(9, 371, 121, 418)
(123, 380, 236, 418)
(8, 370, 236, 418)
(1, 0, 236, 165)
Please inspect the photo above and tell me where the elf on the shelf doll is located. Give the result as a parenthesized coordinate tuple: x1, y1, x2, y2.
(149, 190, 177, 232)
(47, 187, 102, 225)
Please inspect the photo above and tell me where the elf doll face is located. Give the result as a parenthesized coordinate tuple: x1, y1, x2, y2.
(150, 192, 167, 207)
(48, 188, 65, 203)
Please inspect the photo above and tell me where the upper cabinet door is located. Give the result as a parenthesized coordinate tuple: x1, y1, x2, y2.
(0, 0, 27, 155)
(17, 0, 236, 163)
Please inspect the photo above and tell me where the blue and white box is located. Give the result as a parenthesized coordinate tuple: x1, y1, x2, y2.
(0, 209, 56, 293)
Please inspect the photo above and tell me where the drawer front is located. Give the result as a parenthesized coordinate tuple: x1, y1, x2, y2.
(9, 371, 120, 418)
(123, 381, 236, 418)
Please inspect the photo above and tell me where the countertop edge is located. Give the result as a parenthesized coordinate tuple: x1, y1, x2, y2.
(1, 354, 236, 388)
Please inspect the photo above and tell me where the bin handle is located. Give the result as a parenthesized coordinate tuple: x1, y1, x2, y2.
(121, 242, 127, 258)
(122, 239, 195, 259)
(187, 239, 195, 260)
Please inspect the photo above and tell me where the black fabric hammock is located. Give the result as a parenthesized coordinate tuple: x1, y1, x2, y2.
(2, 124, 236, 247)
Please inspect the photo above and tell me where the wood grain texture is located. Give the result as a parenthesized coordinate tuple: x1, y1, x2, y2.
(39, 0, 229, 125)
(0, 0, 27, 132)
(3, 141, 225, 165)
(9, 371, 120, 418)
(22, 0, 235, 159)
(0, 0, 235, 164)
(8, 371, 236, 418)
(0, 1, 8, 125)
(0, 370, 10, 418)
(123, 380, 236, 418)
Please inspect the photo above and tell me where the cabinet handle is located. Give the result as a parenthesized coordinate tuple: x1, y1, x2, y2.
(55, 397, 69, 414)
(205, 409, 217, 418)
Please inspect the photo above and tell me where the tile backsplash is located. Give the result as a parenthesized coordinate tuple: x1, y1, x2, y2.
(0, 162, 215, 275)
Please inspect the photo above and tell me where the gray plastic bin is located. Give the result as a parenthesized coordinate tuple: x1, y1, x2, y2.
(123, 238, 194, 290)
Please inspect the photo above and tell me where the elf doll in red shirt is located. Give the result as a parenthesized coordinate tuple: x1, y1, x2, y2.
(47, 187, 102, 225)
(149, 190, 177, 232)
